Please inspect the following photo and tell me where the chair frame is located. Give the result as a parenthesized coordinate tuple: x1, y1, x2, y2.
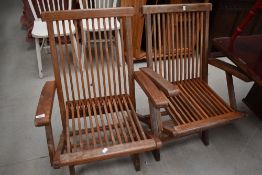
(35, 7, 163, 175)
(138, 3, 244, 145)
(28, 0, 80, 78)
(209, 0, 262, 109)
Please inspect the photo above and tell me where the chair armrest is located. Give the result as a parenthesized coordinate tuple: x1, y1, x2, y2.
(35, 81, 56, 127)
(140, 67, 180, 96)
(209, 59, 251, 82)
(134, 71, 169, 108)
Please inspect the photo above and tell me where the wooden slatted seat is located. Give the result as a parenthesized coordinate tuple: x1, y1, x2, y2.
(164, 79, 243, 136)
(65, 95, 155, 153)
(34, 7, 164, 175)
(138, 3, 245, 146)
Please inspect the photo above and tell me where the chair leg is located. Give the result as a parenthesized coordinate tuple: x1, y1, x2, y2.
(152, 149, 160, 161)
(69, 165, 76, 175)
(81, 32, 87, 71)
(200, 130, 209, 146)
(117, 31, 123, 66)
(226, 72, 237, 110)
(72, 36, 83, 70)
(149, 101, 162, 161)
(35, 38, 43, 78)
(131, 154, 140, 171)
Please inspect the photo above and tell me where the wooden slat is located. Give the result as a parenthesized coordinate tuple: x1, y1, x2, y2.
(167, 100, 186, 125)
(120, 19, 128, 94)
(116, 97, 135, 142)
(186, 80, 222, 115)
(112, 98, 128, 143)
(80, 20, 92, 99)
(58, 140, 157, 167)
(175, 13, 179, 81)
(81, 102, 90, 149)
(66, 106, 71, 153)
(68, 21, 81, 100)
(101, 98, 116, 145)
(199, 12, 204, 80)
(176, 83, 208, 120)
(91, 100, 103, 146)
(120, 18, 128, 95)
(157, 13, 162, 76)
(102, 17, 113, 97)
(56, 21, 69, 102)
(174, 112, 244, 135)
(61, 20, 75, 101)
(114, 17, 123, 95)
(169, 97, 192, 123)
(195, 12, 200, 78)
(74, 20, 87, 100)
(167, 13, 171, 82)
(91, 18, 102, 98)
(86, 102, 96, 148)
(70, 104, 77, 152)
(191, 12, 196, 79)
(183, 12, 187, 80)
(162, 13, 167, 79)
(143, 3, 212, 14)
(108, 17, 117, 96)
(181, 81, 217, 116)
(179, 12, 183, 81)
(121, 96, 141, 141)
(153, 14, 157, 72)
(107, 98, 123, 144)
(187, 12, 192, 80)
(195, 81, 227, 114)
(171, 13, 175, 82)
(76, 105, 83, 149)
(125, 16, 136, 106)
(127, 96, 147, 140)
(42, 7, 135, 21)
(97, 100, 110, 146)
(195, 80, 233, 112)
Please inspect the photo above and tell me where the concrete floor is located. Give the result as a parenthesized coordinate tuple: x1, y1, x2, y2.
(1, 1, 262, 175)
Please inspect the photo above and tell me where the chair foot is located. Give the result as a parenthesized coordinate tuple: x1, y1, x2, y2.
(200, 130, 209, 146)
(152, 149, 160, 161)
(35, 38, 43, 78)
(131, 154, 140, 171)
(39, 72, 43, 79)
(69, 165, 76, 175)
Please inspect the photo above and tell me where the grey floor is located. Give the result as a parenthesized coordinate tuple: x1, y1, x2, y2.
(1, 1, 262, 175)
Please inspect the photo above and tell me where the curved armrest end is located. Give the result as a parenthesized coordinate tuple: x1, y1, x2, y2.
(140, 67, 180, 96)
(134, 71, 169, 108)
(35, 81, 56, 127)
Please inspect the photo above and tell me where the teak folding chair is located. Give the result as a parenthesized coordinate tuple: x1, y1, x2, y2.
(137, 3, 244, 146)
(34, 7, 161, 175)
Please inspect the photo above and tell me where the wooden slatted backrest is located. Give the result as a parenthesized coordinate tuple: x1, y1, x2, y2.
(42, 8, 134, 130)
(28, 0, 71, 20)
(143, 3, 211, 82)
(79, 0, 118, 9)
